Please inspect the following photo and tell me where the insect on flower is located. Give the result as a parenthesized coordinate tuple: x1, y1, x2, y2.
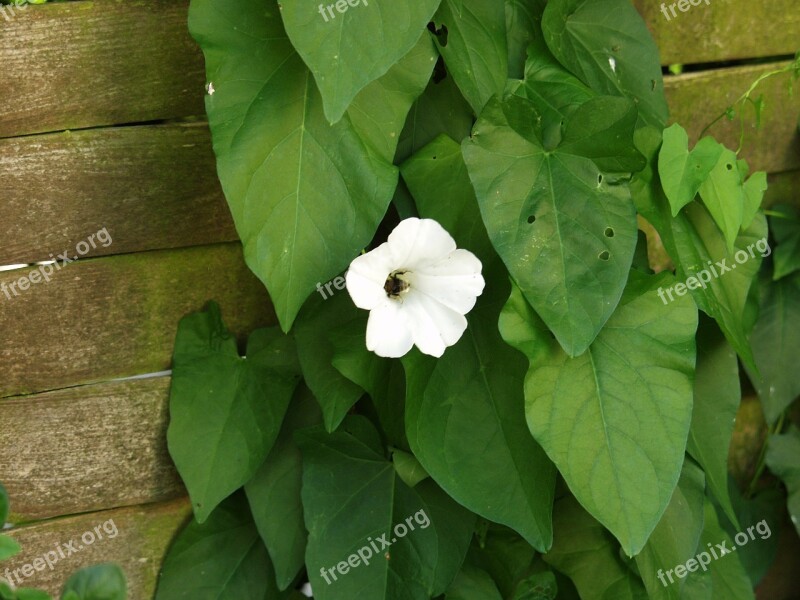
(345, 218, 485, 358)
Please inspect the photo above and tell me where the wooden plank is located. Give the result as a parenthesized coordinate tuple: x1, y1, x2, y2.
(634, 0, 800, 66)
(665, 61, 800, 174)
(0, 377, 183, 522)
(765, 170, 800, 208)
(0, 0, 204, 138)
(1, 498, 190, 598)
(0, 243, 274, 398)
(0, 123, 235, 265)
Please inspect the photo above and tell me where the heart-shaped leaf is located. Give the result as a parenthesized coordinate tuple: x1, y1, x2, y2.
(501, 270, 697, 555)
(156, 493, 282, 598)
(463, 94, 639, 356)
(168, 303, 301, 523)
(190, 0, 433, 330)
(542, 0, 668, 129)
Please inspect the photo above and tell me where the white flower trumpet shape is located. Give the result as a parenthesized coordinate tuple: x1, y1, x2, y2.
(345, 218, 485, 358)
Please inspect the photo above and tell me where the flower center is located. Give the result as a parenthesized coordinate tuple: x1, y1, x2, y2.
(384, 270, 411, 299)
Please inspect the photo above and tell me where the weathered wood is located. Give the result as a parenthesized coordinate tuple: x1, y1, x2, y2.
(0, 243, 274, 398)
(1, 498, 190, 598)
(0, 123, 234, 265)
(0, 0, 204, 139)
(765, 170, 800, 208)
(665, 61, 800, 174)
(0, 377, 183, 522)
(634, 0, 800, 66)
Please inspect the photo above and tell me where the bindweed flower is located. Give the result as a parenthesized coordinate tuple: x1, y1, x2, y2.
(345, 218, 485, 358)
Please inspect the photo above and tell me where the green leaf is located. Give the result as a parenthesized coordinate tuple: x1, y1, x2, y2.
(541, 0, 668, 128)
(345, 36, 439, 162)
(773, 231, 800, 280)
(739, 163, 767, 229)
(511, 572, 558, 600)
(687, 318, 740, 526)
(156, 493, 282, 599)
(745, 273, 800, 423)
(543, 496, 647, 600)
(416, 480, 477, 596)
(401, 145, 555, 550)
(167, 303, 301, 523)
(0, 535, 21, 561)
(634, 131, 767, 372)
(244, 385, 322, 590)
(658, 124, 722, 216)
(327, 308, 408, 447)
(634, 459, 709, 600)
(297, 424, 439, 600)
(463, 94, 639, 356)
(403, 282, 556, 551)
(445, 565, 503, 600)
(280, 0, 440, 123)
(400, 135, 494, 260)
(392, 449, 430, 488)
(432, 0, 508, 114)
(719, 486, 782, 585)
(294, 293, 365, 432)
(698, 148, 745, 253)
(699, 500, 755, 600)
(466, 524, 536, 598)
(501, 271, 697, 555)
(513, 49, 594, 129)
(16, 590, 52, 600)
(558, 96, 646, 172)
(190, 0, 427, 330)
(505, 0, 548, 79)
(766, 427, 800, 537)
(0, 482, 8, 524)
(395, 73, 475, 163)
(60, 564, 126, 600)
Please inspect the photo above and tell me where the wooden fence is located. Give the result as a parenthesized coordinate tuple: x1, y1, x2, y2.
(0, 0, 798, 597)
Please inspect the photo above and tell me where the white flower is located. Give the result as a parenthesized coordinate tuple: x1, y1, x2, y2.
(345, 218, 485, 358)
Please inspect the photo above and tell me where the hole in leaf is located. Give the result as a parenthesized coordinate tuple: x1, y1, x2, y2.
(428, 22, 448, 46)
(599, 250, 610, 261)
(527, 215, 536, 224)
(726, 163, 733, 170)
(604, 227, 614, 238)
(597, 174, 603, 184)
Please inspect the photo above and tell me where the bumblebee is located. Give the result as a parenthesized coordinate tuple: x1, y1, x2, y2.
(384, 271, 410, 298)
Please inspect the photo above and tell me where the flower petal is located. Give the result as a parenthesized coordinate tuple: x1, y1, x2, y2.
(366, 298, 414, 358)
(387, 218, 457, 270)
(346, 243, 394, 310)
(403, 291, 468, 357)
(410, 249, 485, 314)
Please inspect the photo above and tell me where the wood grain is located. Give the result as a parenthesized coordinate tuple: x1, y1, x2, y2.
(1, 497, 190, 598)
(0, 123, 234, 266)
(0, 377, 183, 522)
(0, 0, 205, 139)
(0, 242, 274, 398)
(634, 0, 800, 66)
(665, 61, 800, 174)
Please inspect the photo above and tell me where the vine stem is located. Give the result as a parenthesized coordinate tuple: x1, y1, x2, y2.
(698, 56, 800, 154)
